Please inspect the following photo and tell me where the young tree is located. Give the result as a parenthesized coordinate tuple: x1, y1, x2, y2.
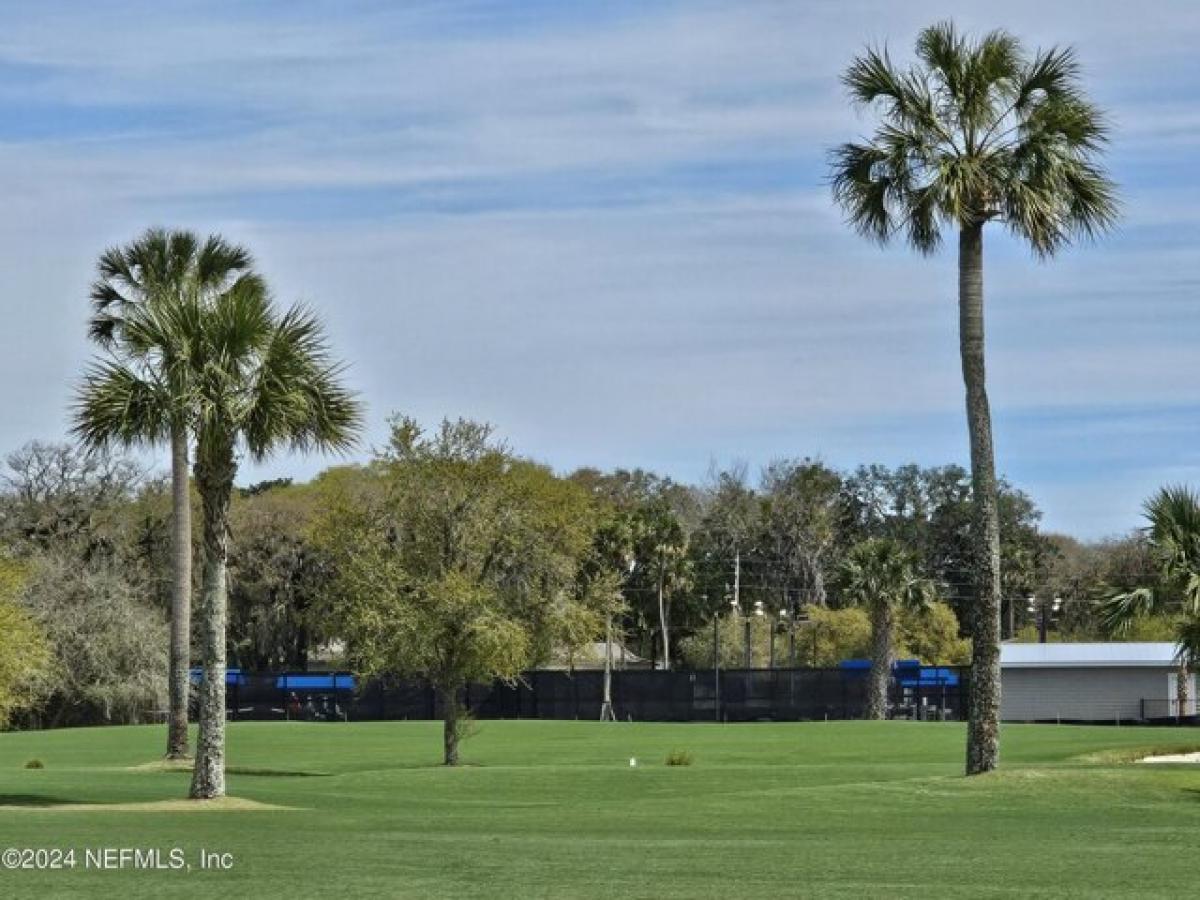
(831, 23, 1116, 769)
(77, 272, 359, 798)
(631, 497, 690, 670)
(78, 229, 257, 759)
(322, 418, 599, 765)
(836, 538, 935, 719)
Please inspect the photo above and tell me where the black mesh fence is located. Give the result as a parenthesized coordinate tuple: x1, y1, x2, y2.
(217, 667, 969, 723)
(1140, 698, 1200, 723)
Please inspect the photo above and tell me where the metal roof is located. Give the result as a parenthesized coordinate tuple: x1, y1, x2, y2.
(1001, 642, 1178, 669)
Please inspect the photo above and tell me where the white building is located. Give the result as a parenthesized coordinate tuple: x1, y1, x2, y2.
(1000, 642, 1195, 722)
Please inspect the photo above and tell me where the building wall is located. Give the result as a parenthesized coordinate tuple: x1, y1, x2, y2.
(1000, 666, 1177, 722)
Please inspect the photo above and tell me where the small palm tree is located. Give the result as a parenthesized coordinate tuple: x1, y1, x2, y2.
(80, 228, 256, 760)
(837, 538, 935, 720)
(1102, 486, 1200, 716)
(78, 272, 361, 799)
(830, 21, 1117, 772)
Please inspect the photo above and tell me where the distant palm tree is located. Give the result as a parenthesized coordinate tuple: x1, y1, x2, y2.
(830, 21, 1117, 773)
(837, 539, 935, 719)
(80, 228, 255, 760)
(78, 272, 361, 799)
(1102, 486, 1200, 716)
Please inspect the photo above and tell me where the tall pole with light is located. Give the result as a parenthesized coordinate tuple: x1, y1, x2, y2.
(1026, 594, 1063, 644)
(771, 607, 790, 669)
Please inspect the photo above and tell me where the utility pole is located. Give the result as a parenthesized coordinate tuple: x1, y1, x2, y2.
(735, 550, 751, 668)
(733, 549, 740, 613)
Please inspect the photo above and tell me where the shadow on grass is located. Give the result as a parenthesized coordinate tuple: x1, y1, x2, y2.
(0, 794, 91, 808)
(227, 767, 332, 778)
(128, 760, 330, 777)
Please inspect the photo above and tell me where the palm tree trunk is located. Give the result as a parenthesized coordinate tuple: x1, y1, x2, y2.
(189, 446, 236, 800)
(657, 568, 670, 671)
(1177, 658, 1191, 717)
(866, 602, 894, 720)
(165, 424, 192, 760)
(960, 222, 1003, 776)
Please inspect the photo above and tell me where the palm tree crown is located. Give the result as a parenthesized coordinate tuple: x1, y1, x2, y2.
(77, 244, 358, 461)
(75, 229, 261, 449)
(831, 20, 1117, 255)
(1103, 486, 1200, 648)
(838, 538, 934, 613)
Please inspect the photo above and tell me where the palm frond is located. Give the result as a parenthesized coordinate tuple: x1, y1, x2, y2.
(829, 142, 896, 245)
(1100, 586, 1163, 636)
(1016, 46, 1082, 112)
(241, 303, 362, 461)
(1173, 618, 1200, 667)
(196, 234, 253, 288)
(73, 359, 173, 449)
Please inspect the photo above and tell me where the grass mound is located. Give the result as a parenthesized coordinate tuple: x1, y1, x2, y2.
(11, 796, 296, 812)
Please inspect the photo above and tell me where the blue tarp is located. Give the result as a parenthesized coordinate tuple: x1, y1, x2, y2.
(838, 659, 959, 687)
(276, 673, 356, 692)
(188, 668, 246, 687)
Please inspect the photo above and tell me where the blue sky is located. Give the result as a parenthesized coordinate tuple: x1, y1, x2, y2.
(3, 0, 1199, 538)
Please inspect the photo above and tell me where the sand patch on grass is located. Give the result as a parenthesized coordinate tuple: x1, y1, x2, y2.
(16, 796, 296, 812)
(1139, 751, 1200, 764)
(1074, 744, 1200, 765)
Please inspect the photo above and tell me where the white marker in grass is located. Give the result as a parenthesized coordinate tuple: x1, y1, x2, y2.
(629, 757, 638, 768)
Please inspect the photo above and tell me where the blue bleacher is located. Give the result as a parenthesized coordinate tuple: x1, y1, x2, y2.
(276, 673, 356, 692)
(839, 658, 959, 687)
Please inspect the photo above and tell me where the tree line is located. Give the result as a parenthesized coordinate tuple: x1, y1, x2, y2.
(0, 424, 1173, 762)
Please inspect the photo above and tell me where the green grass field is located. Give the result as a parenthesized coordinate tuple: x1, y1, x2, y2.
(1, 721, 1199, 898)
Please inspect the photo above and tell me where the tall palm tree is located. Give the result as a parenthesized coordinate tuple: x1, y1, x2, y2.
(1102, 486, 1200, 716)
(78, 273, 361, 799)
(830, 22, 1117, 773)
(81, 228, 255, 760)
(836, 538, 935, 719)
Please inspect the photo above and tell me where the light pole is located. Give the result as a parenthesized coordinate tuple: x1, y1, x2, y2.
(729, 598, 763, 668)
(1026, 594, 1063, 644)
(729, 599, 745, 668)
(771, 608, 790, 670)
